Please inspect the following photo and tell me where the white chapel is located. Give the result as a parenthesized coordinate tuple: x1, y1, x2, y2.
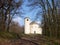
(24, 17, 42, 34)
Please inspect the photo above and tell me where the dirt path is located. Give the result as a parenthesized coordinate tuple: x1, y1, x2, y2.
(0, 35, 60, 45)
(0, 39, 39, 45)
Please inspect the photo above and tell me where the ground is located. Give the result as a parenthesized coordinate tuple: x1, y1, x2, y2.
(0, 34, 60, 45)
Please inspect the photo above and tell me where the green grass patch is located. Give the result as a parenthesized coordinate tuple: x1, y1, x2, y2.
(0, 31, 20, 39)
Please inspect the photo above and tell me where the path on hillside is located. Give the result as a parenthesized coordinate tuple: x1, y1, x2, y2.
(21, 35, 60, 45)
(0, 39, 39, 45)
(11, 39, 39, 45)
(21, 35, 53, 45)
(0, 35, 60, 45)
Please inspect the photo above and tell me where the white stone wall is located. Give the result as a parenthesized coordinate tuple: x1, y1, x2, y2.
(24, 18, 30, 34)
(30, 24, 42, 34)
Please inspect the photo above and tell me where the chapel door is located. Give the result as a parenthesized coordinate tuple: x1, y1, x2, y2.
(34, 31, 36, 34)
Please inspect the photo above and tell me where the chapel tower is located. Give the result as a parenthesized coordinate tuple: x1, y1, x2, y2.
(24, 17, 30, 34)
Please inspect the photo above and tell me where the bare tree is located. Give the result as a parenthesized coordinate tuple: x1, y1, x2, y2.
(9, 21, 24, 34)
(0, 0, 22, 31)
(40, 0, 60, 38)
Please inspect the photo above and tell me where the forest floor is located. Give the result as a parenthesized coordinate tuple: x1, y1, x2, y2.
(0, 33, 60, 45)
(20, 34, 60, 45)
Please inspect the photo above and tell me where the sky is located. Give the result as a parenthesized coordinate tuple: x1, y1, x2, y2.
(12, 0, 43, 26)
(12, 0, 55, 26)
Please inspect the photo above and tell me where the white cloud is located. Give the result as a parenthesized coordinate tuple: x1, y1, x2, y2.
(12, 17, 24, 26)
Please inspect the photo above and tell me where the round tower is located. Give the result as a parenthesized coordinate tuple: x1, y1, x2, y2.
(24, 17, 30, 34)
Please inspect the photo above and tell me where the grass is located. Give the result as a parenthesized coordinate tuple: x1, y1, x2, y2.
(0, 31, 59, 45)
(0, 31, 20, 39)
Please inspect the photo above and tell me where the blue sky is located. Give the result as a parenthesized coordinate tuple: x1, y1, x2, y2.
(13, 0, 56, 26)
(12, 0, 42, 26)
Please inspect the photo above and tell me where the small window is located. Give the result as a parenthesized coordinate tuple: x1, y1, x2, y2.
(27, 19, 28, 21)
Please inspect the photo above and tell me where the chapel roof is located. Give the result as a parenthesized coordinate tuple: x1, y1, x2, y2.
(30, 21, 42, 28)
(30, 21, 39, 25)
